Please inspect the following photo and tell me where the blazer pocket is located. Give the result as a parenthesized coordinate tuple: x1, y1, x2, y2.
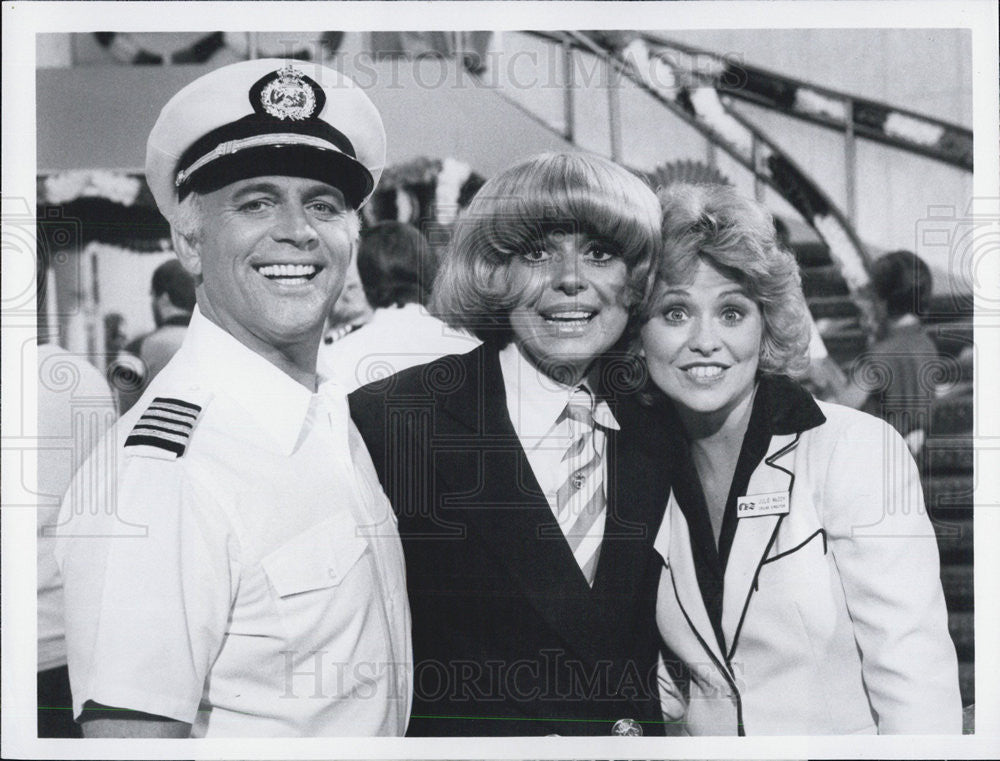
(261, 517, 369, 598)
(755, 528, 827, 593)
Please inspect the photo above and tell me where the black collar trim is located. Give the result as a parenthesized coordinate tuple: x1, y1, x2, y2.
(756, 374, 826, 436)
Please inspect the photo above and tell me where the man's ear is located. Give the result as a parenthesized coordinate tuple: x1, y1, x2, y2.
(171, 229, 203, 278)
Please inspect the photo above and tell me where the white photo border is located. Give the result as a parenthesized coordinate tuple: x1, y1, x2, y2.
(3, 1, 998, 759)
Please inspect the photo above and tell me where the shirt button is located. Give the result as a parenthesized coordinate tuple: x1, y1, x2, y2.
(327, 567, 338, 580)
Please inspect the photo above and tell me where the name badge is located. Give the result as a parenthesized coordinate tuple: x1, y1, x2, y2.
(737, 490, 789, 518)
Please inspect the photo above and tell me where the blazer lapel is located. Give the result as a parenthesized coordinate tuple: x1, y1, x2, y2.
(656, 494, 729, 669)
(594, 392, 670, 615)
(721, 432, 798, 656)
(434, 345, 611, 662)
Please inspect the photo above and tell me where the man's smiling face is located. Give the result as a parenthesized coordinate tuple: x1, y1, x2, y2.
(179, 175, 357, 357)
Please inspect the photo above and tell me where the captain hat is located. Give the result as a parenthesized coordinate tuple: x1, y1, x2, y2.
(146, 58, 385, 222)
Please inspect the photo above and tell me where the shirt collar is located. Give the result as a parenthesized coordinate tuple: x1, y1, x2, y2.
(182, 307, 317, 455)
(497, 342, 620, 440)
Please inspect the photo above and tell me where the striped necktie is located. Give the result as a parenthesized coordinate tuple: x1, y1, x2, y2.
(555, 387, 607, 586)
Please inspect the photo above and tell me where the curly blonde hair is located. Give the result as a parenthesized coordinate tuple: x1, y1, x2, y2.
(649, 183, 811, 375)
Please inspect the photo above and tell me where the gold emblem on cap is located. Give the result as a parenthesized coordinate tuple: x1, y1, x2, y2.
(260, 64, 317, 121)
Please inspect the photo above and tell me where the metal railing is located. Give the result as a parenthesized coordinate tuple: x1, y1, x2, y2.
(514, 30, 879, 333)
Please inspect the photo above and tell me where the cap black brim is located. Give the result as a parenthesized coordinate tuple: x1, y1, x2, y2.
(181, 145, 373, 209)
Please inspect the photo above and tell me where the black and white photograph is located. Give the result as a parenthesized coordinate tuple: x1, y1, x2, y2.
(2, 2, 998, 759)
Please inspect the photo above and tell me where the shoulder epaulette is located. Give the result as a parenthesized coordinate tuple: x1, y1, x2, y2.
(124, 396, 204, 459)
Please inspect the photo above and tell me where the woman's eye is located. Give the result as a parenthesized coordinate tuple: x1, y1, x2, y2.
(721, 307, 744, 323)
(522, 250, 550, 263)
(587, 247, 616, 262)
(663, 307, 687, 323)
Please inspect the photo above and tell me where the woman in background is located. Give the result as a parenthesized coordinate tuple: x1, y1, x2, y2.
(644, 183, 961, 735)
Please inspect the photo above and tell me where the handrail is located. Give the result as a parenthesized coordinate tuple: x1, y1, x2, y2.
(553, 31, 876, 331)
(528, 30, 972, 172)
(633, 32, 972, 172)
(494, 30, 885, 337)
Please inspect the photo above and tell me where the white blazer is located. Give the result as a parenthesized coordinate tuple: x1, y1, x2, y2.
(655, 397, 962, 735)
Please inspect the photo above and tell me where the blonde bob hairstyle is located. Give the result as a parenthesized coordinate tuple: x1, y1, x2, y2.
(431, 152, 662, 344)
(648, 183, 811, 376)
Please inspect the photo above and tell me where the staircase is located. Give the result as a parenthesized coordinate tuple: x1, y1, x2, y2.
(922, 313, 975, 710)
(791, 233, 975, 710)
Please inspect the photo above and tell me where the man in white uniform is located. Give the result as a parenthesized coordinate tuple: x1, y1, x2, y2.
(55, 59, 411, 738)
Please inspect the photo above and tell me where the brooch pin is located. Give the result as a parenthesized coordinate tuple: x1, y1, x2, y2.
(611, 717, 643, 736)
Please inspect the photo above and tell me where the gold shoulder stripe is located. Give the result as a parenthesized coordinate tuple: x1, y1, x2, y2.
(125, 396, 203, 458)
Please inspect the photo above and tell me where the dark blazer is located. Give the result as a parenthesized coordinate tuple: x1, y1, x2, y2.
(349, 344, 671, 736)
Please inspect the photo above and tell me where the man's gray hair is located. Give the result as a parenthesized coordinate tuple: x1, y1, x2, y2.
(172, 194, 204, 243)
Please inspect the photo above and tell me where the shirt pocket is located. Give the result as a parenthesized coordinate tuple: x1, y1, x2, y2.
(259, 518, 392, 702)
(261, 517, 368, 599)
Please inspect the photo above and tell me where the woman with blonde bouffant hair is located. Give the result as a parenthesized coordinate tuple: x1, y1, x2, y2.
(350, 152, 673, 736)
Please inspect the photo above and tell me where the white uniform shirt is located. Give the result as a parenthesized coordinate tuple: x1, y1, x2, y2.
(317, 303, 481, 392)
(497, 343, 619, 518)
(55, 309, 411, 737)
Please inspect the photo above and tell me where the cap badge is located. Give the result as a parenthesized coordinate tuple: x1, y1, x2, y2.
(259, 64, 318, 121)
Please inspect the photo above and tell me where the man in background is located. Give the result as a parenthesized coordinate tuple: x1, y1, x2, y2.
(114, 259, 196, 413)
(845, 249, 940, 453)
(320, 253, 373, 345)
(129, 259, 196, 381)
(318, 220, 479, 390)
